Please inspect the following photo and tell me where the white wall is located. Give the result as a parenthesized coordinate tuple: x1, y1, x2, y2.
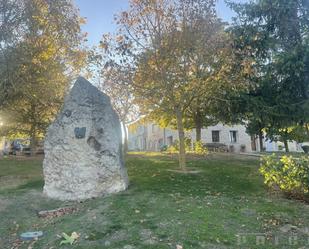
(128, 121, 305, 153)
(128, 122, 254, 153)
(191, 123, 253, 153)
(264, 140, 302, 152)
(128, 125, 147, 151)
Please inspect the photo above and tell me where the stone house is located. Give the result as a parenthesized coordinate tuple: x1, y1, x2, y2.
(128, 121, 303, 153)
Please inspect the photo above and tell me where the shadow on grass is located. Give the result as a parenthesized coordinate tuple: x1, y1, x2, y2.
(17, 179, 44, 190)
(126, 155, 265, 198)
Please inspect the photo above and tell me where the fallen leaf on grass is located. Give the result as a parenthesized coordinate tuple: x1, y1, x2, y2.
(60, 232, 79, 245)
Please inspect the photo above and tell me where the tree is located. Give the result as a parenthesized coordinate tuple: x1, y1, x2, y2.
(0, 0, 25, 107)
(114, 0, 229, 169)
(99, 65, 139, 153)
(144, 14, 231, 142)
(227, 0, 309, 152)
(87, 33, 140, 154)
(0, 0, 86, 152)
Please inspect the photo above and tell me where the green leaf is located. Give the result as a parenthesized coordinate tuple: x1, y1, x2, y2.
(60, 232, 79, 246)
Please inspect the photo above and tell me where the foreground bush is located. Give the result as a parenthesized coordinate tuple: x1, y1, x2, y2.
(260, 154, 309, 199)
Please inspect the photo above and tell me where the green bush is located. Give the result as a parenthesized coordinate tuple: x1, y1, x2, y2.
(193, 141, 208, 155)
(260, 154, 309, 197)
(184, 137, 192, 151)
(166, 139, 179, 153)
(166, 138, 192, 153)
(166, 144, 178, 153)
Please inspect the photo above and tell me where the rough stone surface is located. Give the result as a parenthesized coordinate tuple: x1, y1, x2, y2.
(43, 77, 128, 200)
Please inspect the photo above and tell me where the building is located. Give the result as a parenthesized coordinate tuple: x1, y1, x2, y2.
(128, 121, 304, 153)
(128, 123, 179, 151)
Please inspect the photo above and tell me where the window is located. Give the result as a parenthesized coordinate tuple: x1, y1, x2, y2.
(212, 130, 220, 143)
(230, 131, 237, 143)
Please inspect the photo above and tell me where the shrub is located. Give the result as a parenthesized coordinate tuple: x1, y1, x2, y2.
(166, 140, 208, 155)
(184, 137, 192, 151)
(260, 154, 309, 198)
(166, 137, 192, 153)
(193, 141, 208, 155)
(166, 143, 178, 153)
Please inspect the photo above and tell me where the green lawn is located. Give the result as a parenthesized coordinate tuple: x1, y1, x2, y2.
(0, 153, 308, 249)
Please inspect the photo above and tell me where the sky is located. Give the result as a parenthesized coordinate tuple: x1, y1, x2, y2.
(74, 0, 244, 47)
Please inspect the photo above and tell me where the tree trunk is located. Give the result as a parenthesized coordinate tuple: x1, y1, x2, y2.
(283, 138, 289, 153)
(175, 108, 186, 170)
(29, 125, 37, 156)
(122, 122, 128, 154)
(282, 129, 290, 153)
(29, 104, 37, 156)
(163, 128, 166, 145)
(258, 130, 263, 152)
(196, 126, 201, 142)
(195, 109, 202, 142)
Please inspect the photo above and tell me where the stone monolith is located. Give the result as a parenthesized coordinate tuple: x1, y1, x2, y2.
(43, 77, 128, 200)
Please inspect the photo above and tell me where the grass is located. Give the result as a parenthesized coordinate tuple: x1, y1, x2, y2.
(0, 153, 309, 249)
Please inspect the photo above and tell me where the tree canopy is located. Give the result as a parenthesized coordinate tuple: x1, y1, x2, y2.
(226, 0, 309, 151)
(0, 0, 86, 150)
(108, 0, 240, 169)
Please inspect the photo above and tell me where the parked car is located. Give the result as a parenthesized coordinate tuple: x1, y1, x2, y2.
(3, 138, 44, 156)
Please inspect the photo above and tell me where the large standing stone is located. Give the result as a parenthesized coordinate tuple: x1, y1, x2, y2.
(43, 77, 128, 200)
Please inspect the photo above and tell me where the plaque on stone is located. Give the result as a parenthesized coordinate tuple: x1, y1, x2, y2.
(74, 127, 86, 139)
